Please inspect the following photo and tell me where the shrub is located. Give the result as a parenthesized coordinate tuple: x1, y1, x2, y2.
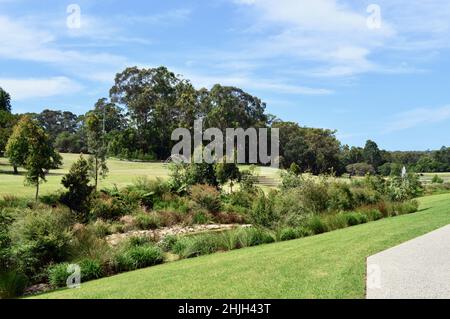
(273, 188, 311, 227)
(307, 216, 328, 235)
(60, 155, 95, 219)
(324, 213, 349, 231)
(343, 212, 368, 226)
(126, 236, 154, 248)
(158, 235, 178, 252)
(134, 212, 161, 230)
(189, 184, 221, 212)
(363, 209, 383, 221)
(280, 171, 303, 190)
(88, 219, 112, 238)
(346, 163, 375, 176)
(279, 228, 300, 241)
(251, 191, 277, 228)
(235, 227, 275, 248)
(113, 245, 163, 272)
(90, 195, 131, 221)
(69, 224, 112, 263)
(390, 200, 419, 216)
(39, 192, 62, 207)
(299, 178, 329, 214)
(10, 208, 73, 279)
(48, 263, 70, 288)
(191, 210, 210, 225)
(79, 259, 104, 282)
(175, 234, 222, 259)
(328, 183, 355, 211)
(125, 177, 169, 208)
(431, 175, 444, 184)
(0, 271, 28, 298)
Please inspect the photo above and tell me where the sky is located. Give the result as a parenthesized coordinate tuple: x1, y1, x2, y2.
(1, 0, 450, 151)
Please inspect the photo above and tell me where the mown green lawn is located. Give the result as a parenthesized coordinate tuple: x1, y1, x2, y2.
(34, 193, 450, 299)
(0, 154, 282, 198)
(0, 154, 170, 198)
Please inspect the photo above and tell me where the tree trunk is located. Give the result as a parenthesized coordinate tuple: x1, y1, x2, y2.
(13, 166, 18, 174)
(35, 182, 39, 202)
(95, 156, 98, 190)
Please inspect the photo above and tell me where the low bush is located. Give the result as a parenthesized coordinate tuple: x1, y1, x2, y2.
(307, 216, 328, 235)
(47, 263, 70, 288)
(328, 183, 355, 211)
(189, 184, 221, 213)
(324, 213, 348, 231)
(113, 244, 163, 272)
(158, 235, 178, 252)
(279, 228, 300, 241)
(134, 212, 161, 230)
(0, 271, 28, 298)
(235, 227, 275, 248)
(343, 212, 368, 226)
(88, 219, 112, 238)
(363, 209, 383, 221)
(174, 234, 223, 259)
(90, 196, 132, 221)
(79, 259, 104, 282)
(10, 208, 74, 280)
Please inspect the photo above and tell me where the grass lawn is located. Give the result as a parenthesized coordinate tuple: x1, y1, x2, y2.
(33, 193, 450, 299)
(0, 154, 170, 198)
(0, 154, 283, 198)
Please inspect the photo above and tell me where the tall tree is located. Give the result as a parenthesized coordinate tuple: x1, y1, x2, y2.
(110, 66, 180, 158)
(85, 112, 108, 190)
(363, 140, 383, 169)
(0, 87, 11, 113)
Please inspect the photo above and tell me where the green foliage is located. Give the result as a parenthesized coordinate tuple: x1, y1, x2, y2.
(10, 208, 73, 279)
(5, 116, 61, 199)
(250, 191, 276, 227)
(47, 263, 70, 288)
(280, 170, 303, 190)
(346, 163, 375, 176)
(0, 87, 11, 113)
(0, 271, 28, 298)
(90, 194, 132, 221)
(328, 183, 355, 211)
(307, 216, 328, 235)
(432, 174, 444, 184)
(60, 155, 95, 219)
(158, 235, 178, 252)
(343, 212, 368, 226)
(113, 244, 163, 272)
(48, 260, 104, 288)
(79, 259, 104, 282)
(189, 184, 221, 212)
(215, 163, 241, 191)
(85, 111, 108, 189)
(289, 163, 301, 176)
(134, 212, 161, 230)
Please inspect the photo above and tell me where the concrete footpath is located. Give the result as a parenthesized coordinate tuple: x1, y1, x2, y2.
(366, 224, 450, 299)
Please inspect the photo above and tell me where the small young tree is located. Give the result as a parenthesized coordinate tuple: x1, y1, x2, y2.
(6, 116, 61, 176)
(215, 163, 241, 192)
(61, 155, 95, 220)
(23, 122, 59, 201)
(289, 162, 301, 176)
(85, 112, 108, 190)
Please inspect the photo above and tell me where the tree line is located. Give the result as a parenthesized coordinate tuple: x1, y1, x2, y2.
(1, 66, 449, 177)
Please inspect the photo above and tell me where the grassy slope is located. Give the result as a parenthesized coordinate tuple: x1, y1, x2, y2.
(35, 193, 450, 299)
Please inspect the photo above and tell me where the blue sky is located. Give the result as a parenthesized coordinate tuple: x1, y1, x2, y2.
(1, 0, 450, 151)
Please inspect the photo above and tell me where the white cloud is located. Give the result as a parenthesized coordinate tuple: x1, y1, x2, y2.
(0, 77, 83, 100)
(385, 105, 450, 132)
